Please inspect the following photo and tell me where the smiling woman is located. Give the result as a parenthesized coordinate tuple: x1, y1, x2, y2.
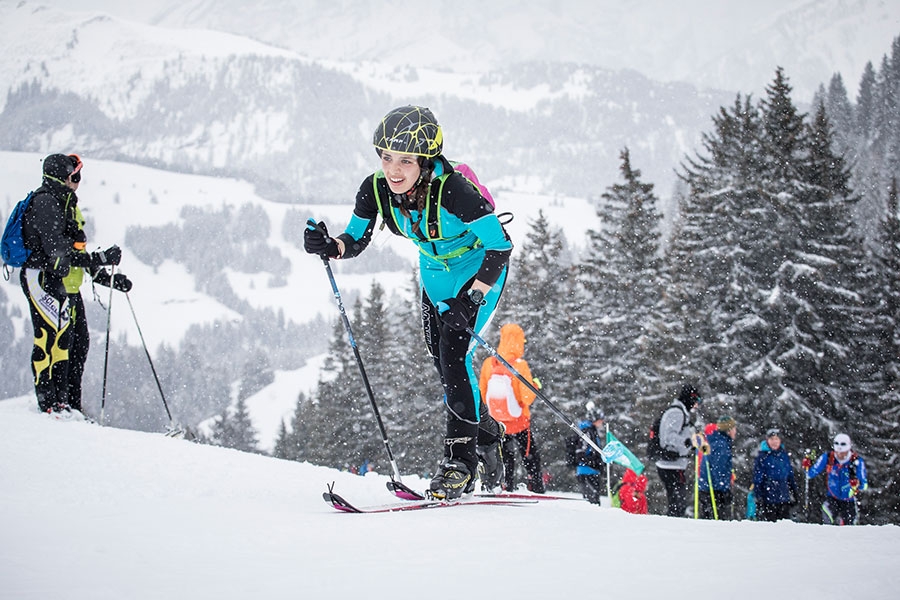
(304, 104, 513, 500)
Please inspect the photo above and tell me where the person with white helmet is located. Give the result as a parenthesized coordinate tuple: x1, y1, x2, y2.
(804, 433, 868, 525)
(304, 106, 512, 500)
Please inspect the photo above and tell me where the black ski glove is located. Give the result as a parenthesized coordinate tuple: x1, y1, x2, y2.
(93, 269, 133, 293)
(304, 221, 340, 258)
(91, 244, 122, 267)
(438, 295, 479, 331)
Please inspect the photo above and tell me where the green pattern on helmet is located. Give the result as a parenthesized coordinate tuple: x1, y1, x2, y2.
(373, 105, 443, 157)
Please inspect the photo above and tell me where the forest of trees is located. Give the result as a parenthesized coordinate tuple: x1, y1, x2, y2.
(244, 38, 900, 524)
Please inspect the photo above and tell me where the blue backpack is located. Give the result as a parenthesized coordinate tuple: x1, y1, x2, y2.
(1, 191, 35, 269)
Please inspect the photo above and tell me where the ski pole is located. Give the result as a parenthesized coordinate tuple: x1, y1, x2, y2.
(706, 460, 719, 520)
(307, 219, 417, 498)
(125, 292, 183, 436)
(100, 265, 115, 426)
(689, 432, 708, 519)
(694, 451, 700, 519)
(466, 326, 605, 456)
(605, 423, 612, 505)
(803, 448, 815, 522)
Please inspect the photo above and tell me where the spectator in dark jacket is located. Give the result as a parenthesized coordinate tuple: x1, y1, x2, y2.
(566, 402, 606, 504)
(698, 416, 736, 520)
(20, 153, 130, 415)
(752, 428, 799, 522)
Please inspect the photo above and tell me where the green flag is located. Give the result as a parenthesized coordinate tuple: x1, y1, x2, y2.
(602, 430, 645, 475)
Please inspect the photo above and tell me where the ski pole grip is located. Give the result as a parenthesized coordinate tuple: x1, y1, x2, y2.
(306, 218, 326, 234)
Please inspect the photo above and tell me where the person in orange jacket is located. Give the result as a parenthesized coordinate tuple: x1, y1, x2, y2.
(479, 323, 544, 493)
(617, 468, 649, 514)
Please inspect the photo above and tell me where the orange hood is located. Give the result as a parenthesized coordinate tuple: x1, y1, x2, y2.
(497, 323, 525, 362)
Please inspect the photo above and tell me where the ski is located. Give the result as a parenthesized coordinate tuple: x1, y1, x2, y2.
(384, 480, 580, 503)
(385, 480, 426, 500)
(475, 492, 581, 501)
(324, 486, 537, 514)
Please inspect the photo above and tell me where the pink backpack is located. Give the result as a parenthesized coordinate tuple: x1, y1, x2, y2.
(453, 162, 495, 208)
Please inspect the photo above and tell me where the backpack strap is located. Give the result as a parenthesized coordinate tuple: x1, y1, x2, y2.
(372, 172, 404, 237)
(371, 169, 485, 266)
(826, 450, 859, 479)
(372, 171, 446, 243)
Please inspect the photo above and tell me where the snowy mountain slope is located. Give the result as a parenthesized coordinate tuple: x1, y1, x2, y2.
(2, 396, 898, 600)
(70, 0, 900, 102)
(0, 3, 302, 117)
(0, 1, 743, 203)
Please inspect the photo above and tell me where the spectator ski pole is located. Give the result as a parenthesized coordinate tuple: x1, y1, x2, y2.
(803, 448, 815, 521)
(466, 326, 604, 455)
(307, 219, 421, 500)
(690, 432, 709, 519)
(125, 292, 184, 438)
(694, 452, 700, 518)
(706, 460, 719, 520)
(804, 449, 810, 513)
(100, 265, 115, 426)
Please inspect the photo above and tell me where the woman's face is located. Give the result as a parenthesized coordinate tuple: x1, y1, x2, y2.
(380, 151, 421, 194)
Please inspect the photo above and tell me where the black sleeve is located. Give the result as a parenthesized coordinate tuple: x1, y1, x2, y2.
(337, 175, 380, 259)
(24, 192, 71, 268)
(477, 250, 511, 288)
(441, 173, 511, 285)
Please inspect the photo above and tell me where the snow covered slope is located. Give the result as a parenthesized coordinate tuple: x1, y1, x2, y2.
(1, 396, 898, 599)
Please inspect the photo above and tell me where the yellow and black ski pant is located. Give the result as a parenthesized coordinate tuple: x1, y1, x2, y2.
(20, 268, 90, 412)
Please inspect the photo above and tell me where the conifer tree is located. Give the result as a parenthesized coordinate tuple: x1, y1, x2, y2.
(749, 76, 870, 452)
(856, 61, 877, 136)
(668, 93, 772, 418)
(304, 317, 366, 469)
(576, 148, 665, 424)
(494, 209, 571, 380)
(864, 177, 900, 523)
(379, 271, 445, 477)
(274, 390, 311, 461)
(823, 74, 855, 154)
(208, 395, 260, 454)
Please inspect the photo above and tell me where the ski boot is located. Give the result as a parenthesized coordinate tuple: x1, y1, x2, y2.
(429, 459, 475, 500)
(477, 440, 504, 492)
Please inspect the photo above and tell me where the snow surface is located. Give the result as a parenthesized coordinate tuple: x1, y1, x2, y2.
(1, 396, 898, 599)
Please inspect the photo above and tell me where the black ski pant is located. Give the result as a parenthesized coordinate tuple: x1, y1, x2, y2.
(757, 500, 792, 522)
(698, 489, 733, 520)
(657, 466, 688, 517)
(822, 497, 858, 525)
(501, 428, 543, 493)
(422, 290, 502, 475)
(577, 473, 604, 505)
(21, 269, 90, 412)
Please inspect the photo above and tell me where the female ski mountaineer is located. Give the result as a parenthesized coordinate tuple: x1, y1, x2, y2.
(304, 105, 512, 500)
